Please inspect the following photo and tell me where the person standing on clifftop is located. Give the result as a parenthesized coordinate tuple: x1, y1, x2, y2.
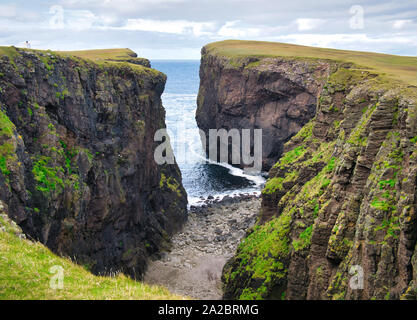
(25, 41, 31, 49)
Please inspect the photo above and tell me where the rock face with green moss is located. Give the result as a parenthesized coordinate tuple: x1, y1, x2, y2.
(222, 64, 417, 300)
(196, 45, 331, 170)
(197, 41, 417, 300)
(0, 47, 187, 279)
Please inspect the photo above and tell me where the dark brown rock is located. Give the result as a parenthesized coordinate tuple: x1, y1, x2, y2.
(219, 58, 417, 300)
(0, 47, 187, 279)
(196, 48, 332, 170)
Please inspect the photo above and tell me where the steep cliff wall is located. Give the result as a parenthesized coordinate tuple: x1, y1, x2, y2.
(0, 47, 187, 279)
(196, 41, 417, 300)
(222, 65, 417, 300)
(196, 47, 331, 170)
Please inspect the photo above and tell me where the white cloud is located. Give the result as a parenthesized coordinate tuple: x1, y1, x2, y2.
(392, 19, 412, 29)
(66, 10, 99, 30)
(62, 0, 182, 5)
(295, 18, 325, 31)
(217, 21, 261, 38)
(270, 33, 417, 54)
(121, 18, 216, 36)
(1, 0, 417, 58)
(137, 47, 201, 59)
(61, 0, 187, 14)
(0, 4, 16, 18)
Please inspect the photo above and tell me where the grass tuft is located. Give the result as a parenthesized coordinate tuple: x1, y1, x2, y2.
(0, 216, 187, 300)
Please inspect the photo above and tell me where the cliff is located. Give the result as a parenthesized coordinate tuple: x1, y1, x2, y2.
(196, 41, 417, 171)
(196, 46, 330, 170)
(0, 201, 186, 299)
(0, 46, 187, 279)
(196, 41, 417, 300)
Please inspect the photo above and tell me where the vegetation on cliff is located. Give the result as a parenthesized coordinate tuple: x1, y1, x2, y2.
(218, 41, 417, 300)
(0, 46, 187, 286)
(196, 41, 330, 170)
(204, 40, 417, 85)
(0, 208, 185, 300)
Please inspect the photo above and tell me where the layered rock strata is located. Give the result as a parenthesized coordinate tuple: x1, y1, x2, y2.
(0, 47, 187, 278)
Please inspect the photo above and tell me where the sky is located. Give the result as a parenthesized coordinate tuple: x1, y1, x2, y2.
(0, 0, 416, 59)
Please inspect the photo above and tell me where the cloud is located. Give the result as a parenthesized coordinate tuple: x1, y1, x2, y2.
(0, 4, 16, 18)
(270, 33, 417, 55)
(217, 21, 261, 38)
(65, 10, 99, 30)
(0, 0, 416, 59)
(392, 19, 412, 29)
(295, 18, 326, 31)
(60, 0, 188, 15)
(121, 19, 216, 36)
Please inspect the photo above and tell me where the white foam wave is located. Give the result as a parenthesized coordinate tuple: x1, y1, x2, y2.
(162, 91, 265, 207)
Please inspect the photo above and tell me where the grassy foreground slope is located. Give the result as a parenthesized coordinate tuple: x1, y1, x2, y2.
(0, 214, 185, 300)
(205, 40, 417, 86)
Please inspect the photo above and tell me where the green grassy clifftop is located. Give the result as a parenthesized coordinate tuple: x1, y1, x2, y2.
(204, 40, 417, 86)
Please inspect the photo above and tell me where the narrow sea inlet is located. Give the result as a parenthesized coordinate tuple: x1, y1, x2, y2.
(152, 60, 265, 205)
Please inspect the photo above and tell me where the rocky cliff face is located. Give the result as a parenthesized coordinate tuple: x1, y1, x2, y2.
(221, 62, 417, 299)
(196, 47, 332, 170)
(0, 47, 187, 279)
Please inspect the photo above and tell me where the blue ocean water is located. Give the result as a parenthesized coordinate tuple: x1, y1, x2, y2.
(151, 60, 265, 205)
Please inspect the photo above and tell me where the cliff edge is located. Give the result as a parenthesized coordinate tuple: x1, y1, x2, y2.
(196, 40, 417, 300)
(0, 46, 187, 279)
(196, 40, 417, 171)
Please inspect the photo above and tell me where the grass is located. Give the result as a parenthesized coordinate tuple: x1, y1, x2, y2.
(31, 156, 65, 195)
(204, 40, 417, 86)
(54, 48, 155, 73)
(0, 46, 159, 77)
(0, 215, 186, 300)
(292, 225, 313, 252)
(273, 145, 307, 169)
(55, 48, 139, 63)
(159, 173, 182, 197)
(0, 109, 17, 176)
(0, 47, 20, 58)
(0, 47, 20, 69)
(232, 208, 293, 299)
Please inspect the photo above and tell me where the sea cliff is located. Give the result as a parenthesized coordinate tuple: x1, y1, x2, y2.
(0, 47, 187, 279)
(196, 40, 417, 300)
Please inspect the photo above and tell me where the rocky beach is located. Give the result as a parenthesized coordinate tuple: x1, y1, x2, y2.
(144, 195, 261, 299)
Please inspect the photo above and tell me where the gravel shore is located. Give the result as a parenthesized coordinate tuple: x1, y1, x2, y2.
(144, 194, 261, 299)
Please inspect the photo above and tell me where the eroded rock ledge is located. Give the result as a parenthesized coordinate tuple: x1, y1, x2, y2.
(0, 47, 187, 279)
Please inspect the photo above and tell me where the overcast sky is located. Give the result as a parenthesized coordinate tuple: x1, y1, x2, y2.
(0, 0, 416, 59)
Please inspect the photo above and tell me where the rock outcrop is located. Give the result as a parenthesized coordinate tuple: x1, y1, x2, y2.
(0, 47, 187, 279)
(196, 46, 331, 170)
(195, 41, 417, 300)
(222, 63, 417, 299)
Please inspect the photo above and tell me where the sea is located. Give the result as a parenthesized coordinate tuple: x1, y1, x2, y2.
(151, 60, 265, 206)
